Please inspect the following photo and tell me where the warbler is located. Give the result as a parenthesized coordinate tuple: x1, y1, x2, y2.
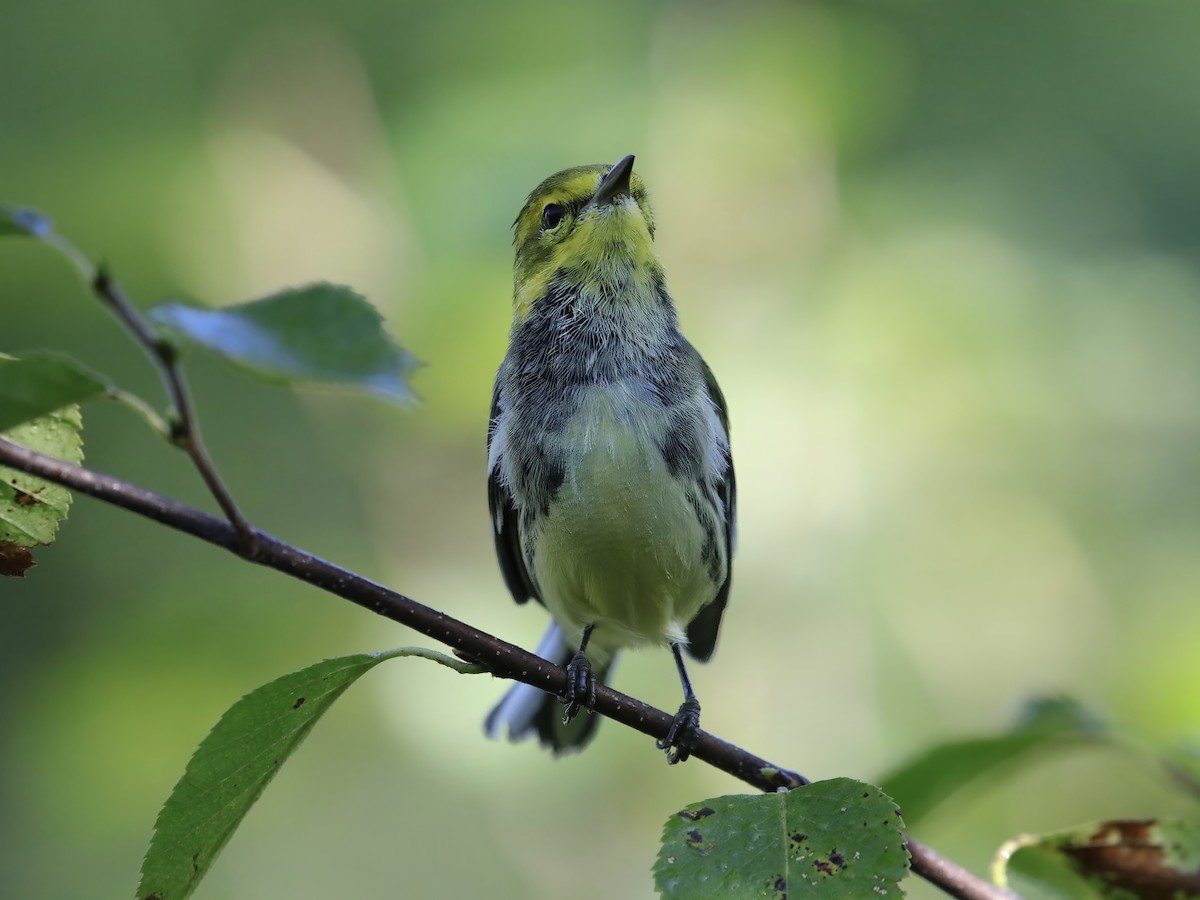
(483, 155, 735, 763)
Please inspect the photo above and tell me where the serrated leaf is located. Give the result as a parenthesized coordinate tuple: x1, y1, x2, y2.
(0, 204, 53, 238)
(149, 283, 419, 404)
(879, 696, 1104, 825)
(136, 647, 484, 900)
(654, 778, 909, 899)
(0, 404, 83, 576)
(994, 819, 1200, 899)
(0, 352, 109, 431)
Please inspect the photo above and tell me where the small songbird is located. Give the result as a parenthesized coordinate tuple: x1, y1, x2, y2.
(483, 155, 735, 763)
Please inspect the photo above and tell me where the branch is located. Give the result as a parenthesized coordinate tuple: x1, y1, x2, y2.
(90, 266, 258, 552)
(0, 436, 1010, 900)
(38, 223, 257, 551)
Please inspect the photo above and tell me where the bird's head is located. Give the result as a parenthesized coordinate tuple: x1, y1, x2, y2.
(511, 155, 660, 321)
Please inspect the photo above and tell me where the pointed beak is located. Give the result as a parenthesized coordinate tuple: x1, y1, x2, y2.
(593, 154, 635, 207)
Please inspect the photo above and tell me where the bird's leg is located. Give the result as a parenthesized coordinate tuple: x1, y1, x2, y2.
(657, 642, 702, 764)
(562, 624, 597, 722)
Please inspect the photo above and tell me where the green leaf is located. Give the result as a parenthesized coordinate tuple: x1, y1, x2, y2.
(879, 695, 1105, 825)
(0, 204, 53, 239)
(994, 840, 1107, 899)
(136, 647, 484, 900)
(0, 404, 83, 576)
(654, 778, 909, 899)
(0, 352, 109, 432)
(149, 283, 420, 404)
(994, 818, 1200, 898)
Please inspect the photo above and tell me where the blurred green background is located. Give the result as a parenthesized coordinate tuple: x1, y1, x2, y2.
(4, 1, 1199, 897)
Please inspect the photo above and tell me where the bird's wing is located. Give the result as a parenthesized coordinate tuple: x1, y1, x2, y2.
(488, 383, 539, 605)
(685, 356, 736, 662)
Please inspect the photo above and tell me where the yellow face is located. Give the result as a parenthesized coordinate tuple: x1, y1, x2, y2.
(511, 161, 659, 322)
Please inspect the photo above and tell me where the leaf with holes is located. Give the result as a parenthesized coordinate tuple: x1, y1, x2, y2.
(993, 818, 1200, 898)
(0, 403, 83, 576)
(654, 778, 909, 899)
(149, 283, 419, 404)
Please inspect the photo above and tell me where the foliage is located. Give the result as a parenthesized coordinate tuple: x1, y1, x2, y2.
(150, 285, 419, 405)
(879, 696, 1105, 826)
(4, 206, 1198, 900)
(4, 7, 1200, 893)
(138, 649, 484, 900)
(994, 819, 1200, 899)
(655, 780, 908, 898)
(0, 401, 83, 575)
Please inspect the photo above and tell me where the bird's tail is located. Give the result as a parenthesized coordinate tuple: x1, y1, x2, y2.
(484, 622, 615, 754)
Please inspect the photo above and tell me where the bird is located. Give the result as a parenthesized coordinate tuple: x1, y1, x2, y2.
(483, 154, 735, 763)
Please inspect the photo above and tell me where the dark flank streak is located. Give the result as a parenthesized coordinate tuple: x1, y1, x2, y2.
(685, 487, 722, 584)
(518, 447, 565, 514)
(658, 423, 691, 477)
(646, 332, 688, 400)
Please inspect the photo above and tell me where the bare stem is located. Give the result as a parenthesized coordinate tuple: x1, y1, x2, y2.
(0, 435, 1009, 900)
(909, 837, 1015, 900)
(37, 226, 258, 552)
(88, 266, 258, 553)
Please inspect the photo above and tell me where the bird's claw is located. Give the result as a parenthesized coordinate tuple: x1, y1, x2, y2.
(561, 650, 596, 723)
(657, 697, 701, 764)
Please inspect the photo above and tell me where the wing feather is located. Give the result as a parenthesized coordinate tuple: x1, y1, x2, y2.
(685, 357, 736, 662)
(488, 383, 539, 605)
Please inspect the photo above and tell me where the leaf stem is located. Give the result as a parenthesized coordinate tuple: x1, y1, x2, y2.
(377, 646, 489, 675)
(105, 386, 172, 438)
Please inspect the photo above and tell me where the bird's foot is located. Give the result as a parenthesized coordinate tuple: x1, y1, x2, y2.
(561, 650, 596, 723)
(657, 697, 701, 764)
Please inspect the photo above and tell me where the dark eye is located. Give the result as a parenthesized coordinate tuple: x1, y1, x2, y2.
(541, 203, 566, 231)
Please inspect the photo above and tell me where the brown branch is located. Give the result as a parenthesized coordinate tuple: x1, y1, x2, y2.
(0, 435, 1011, 900)
(89, 266, 258, 553)
(36, 224, 257, 551)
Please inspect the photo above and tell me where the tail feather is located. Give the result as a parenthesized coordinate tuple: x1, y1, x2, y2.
(484, 623, 615, 754)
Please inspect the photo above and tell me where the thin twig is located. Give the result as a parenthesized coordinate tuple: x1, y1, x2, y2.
(89, 267, 258, 554)
(0, 436, 1009, 900)
(909, 837, 1015, 899)
(37, 226, 258, 552)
